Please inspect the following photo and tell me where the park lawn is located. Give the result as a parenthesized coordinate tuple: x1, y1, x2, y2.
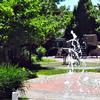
(36, 68, 100, 76)
(32, 57, 100, 76)
(36, 61, 100, 76)
(85, 62, 100, 67)
(37, 69, 67, 76)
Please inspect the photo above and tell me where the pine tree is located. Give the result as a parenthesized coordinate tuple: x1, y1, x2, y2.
(73, 0, 97, 38)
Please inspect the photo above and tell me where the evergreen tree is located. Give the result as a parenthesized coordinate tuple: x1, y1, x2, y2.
(73, 0, 97, 38)
(95, 3, 100, 40)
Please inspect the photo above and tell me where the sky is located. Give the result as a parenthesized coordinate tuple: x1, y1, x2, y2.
(57, 0, 100, 11)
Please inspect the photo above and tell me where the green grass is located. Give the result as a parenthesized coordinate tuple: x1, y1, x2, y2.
(71, 69, 100, 72)
(37, 69, 67, 75)
(85, 62, 100, 67)
(36, 68, 100, 76)
(31, 55, 56, 63)
(41, 57, 56, 62)
(18, 97, 28, 100)
(85, 69, 100, 72)
(31, 56, 100, 76)
(37, 69, 100, 76)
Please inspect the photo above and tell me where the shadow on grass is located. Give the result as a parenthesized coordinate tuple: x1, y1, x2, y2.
(30, 63, 54, 71)
(22, 62, 55, 77)
(19, 61, 52, 71)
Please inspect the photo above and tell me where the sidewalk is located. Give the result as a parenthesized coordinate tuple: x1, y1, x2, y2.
(47, 56, 100, 63)
(18, 56, 100, 100)
(19, 72, 100, 100)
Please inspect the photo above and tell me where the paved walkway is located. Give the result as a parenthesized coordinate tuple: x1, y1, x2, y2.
(19, 72, 100, 100)
(39, 57, 100, 70)
(18, 57, 100, 100)
(47, 56, 100, 63)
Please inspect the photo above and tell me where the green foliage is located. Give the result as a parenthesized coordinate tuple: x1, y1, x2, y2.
(27, 69, 38, 78)
(36, 46, 46, 55)
(29, 5, 73, 44)
(0, 64, 28, 98)
(72, 0, 99, 38)
(36, 46, 46, 61)
(31, 55, 37, 63)
(0, 0, 70, 46)
(0, 0, 72, 64)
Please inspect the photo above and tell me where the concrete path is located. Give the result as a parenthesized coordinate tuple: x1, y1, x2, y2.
(47, 56, 100, 63)
(18, 57, 100, 99)
(39, 57, 100, 70)
(19, 72, 100, 100)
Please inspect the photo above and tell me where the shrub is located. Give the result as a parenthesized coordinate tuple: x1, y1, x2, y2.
(36, 46, 46, 61)
(27, 69, 38, 78)
(36, 46, 46, 55)
(31, 55, 37, 63)
(0, 64, 28, 98)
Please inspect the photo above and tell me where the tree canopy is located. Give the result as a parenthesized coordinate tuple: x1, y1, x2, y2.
(71, 0, 100, 40)
(72, 0, 94, 36)
(0, 0, 72, 63)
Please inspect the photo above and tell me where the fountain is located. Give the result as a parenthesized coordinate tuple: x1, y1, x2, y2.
(63, 30, 82, 72)
(17, 30, 100, 100)
(63, 30, 100, 100)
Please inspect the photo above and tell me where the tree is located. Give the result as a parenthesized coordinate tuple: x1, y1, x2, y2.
(95, 3, 100, 40)
(72, 0, 97, 38)
(0, 0, 41, 63)
(0, 0, 70, 64)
